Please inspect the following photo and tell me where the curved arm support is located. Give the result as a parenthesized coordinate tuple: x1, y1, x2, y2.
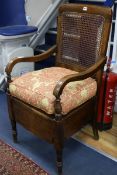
(53, 56, 107, 98)
(5, 45, 57, 76)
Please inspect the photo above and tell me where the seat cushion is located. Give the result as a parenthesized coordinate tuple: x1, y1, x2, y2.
(9, 67, 97, 115)
(0, 25, 38, 36)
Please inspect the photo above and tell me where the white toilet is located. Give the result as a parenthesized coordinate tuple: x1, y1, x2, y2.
(0, 25, 37, 77)
(0, 0, 38, 83)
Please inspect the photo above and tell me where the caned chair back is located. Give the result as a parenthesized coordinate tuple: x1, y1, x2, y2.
(56, 4, 112, 71)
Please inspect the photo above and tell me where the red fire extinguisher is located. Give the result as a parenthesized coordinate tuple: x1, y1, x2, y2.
(97, 58, 117, 131)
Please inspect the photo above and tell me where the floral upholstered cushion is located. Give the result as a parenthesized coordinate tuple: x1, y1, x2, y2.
(9, 67, 97, 115)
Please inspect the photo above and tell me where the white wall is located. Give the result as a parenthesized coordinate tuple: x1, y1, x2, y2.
(25, 0, 53, 26)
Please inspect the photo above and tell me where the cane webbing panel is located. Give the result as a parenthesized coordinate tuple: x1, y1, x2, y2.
(58, 12, 105, 68)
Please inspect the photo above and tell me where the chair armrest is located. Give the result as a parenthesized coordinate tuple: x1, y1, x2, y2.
(5, 45, 57, 76)
(53, 56, 106, 98)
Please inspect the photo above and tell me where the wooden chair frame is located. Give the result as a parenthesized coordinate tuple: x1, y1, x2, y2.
(5, 4, 112, 175)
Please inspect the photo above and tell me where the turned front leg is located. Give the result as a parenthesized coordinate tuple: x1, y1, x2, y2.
(54, 97, 64, 175)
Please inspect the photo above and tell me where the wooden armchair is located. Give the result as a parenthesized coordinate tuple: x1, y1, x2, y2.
(5, 4, 112, 175)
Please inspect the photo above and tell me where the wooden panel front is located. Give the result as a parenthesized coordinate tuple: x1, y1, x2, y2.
(11, 97, 55, 143)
